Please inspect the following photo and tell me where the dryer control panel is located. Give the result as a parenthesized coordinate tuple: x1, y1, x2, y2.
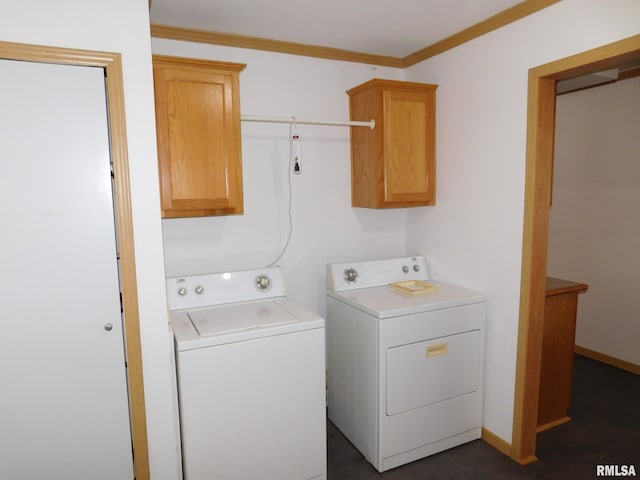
(327, 256, 428, 291)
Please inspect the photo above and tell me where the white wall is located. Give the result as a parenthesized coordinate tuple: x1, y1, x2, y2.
(548, 76, 640, 366)
(404, 0, 640, 443)
(153, 39, 408, 316)
(7, 1, 638, 473)
(0, 2, 181, 479)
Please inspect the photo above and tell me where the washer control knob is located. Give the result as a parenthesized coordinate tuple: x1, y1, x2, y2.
(255, 275, 271, 291)
(194, 285, 204, 294)
(402, 265, 409, 273)
(344, 268, 358, 283)
(177, 287, 187, 296)
(413, 264, 420, 272)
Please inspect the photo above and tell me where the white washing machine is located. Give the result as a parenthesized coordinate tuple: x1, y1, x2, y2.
(325, 256, 485, 472)
(168, 267, 327, 480)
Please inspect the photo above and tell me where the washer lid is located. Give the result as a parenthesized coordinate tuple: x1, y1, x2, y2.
(173, 298, 324, 350)
(327, 281, 484, 319)
(189, 301, 299, 336)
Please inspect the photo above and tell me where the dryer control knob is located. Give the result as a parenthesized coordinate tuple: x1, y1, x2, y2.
(177, 287, 187, 296)
(194, 285, 204, 294)
(402, 266, 409, 273)
(344, 268, 358, 283)
(413, 264, 420, 272)
(255, 275, 271, 291)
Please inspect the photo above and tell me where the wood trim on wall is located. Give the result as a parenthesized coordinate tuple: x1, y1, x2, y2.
(482, 427, 512, 458)
(619, 65, 640, 81)
(512, 34, 640, 465)
(150, 24, 404, 68)
(555, 79, 618, 96)
(575, 346, 640, 376)
(511, 70, 556, 466)
(402, 0, 561, 67)
(150, 0, 560, 68)
(104, 51, 151, 480)
(0, 41, 150, 480)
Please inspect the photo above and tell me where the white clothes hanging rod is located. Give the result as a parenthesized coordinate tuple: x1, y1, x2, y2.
(241, 114, 375, 129)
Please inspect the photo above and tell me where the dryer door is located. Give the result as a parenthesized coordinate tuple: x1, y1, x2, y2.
(386, 329, 481, 416)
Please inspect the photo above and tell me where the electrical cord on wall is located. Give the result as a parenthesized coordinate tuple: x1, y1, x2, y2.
(266, 122, 296, 267)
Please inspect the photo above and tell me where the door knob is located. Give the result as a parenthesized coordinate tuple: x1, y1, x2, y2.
(104, 323, 113, 331)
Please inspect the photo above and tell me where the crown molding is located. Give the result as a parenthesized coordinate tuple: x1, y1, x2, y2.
(150, 24, 404, 68)
(150, 0, 560, 69)
(401, 0, 561, 66)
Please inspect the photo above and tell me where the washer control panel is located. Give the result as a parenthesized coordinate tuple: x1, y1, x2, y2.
(167, 267, 284, 310)
(327, 256, 428, 291)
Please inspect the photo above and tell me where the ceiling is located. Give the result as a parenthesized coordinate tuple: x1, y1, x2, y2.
(149, 1, 640, 81)
(149, 0, 528, 59)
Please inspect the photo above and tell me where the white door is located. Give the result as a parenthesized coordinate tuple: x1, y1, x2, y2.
(0, 59, 134, 479)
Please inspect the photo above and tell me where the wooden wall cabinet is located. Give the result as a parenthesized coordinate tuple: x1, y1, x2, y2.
(537, 277, 588, 432)
(153, 55, 246, 218)
(347, 79, 437, 208)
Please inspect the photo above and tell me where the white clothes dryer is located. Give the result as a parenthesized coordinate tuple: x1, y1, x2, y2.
(326, 256, 485, 472)
(168, 267, 326, 480)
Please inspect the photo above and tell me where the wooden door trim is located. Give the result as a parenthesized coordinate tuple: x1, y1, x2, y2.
(0, 41, 149, 480)
(512, 34, 640, 464)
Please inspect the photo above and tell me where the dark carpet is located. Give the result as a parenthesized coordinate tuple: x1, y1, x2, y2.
(327, 354, 640, 479)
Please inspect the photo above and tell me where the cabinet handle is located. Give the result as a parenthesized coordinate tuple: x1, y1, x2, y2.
(426, 343, 448, 358)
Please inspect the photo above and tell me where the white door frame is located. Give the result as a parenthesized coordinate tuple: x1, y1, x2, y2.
(0, 40, 149, 480)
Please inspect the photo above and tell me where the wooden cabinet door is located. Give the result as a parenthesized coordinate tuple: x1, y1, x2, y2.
(383, 89, 435, 204)
(153, 56, 246, 218)
(348, 79, 437, 209)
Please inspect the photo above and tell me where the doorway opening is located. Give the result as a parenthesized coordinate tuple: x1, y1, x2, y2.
(511, 34, 640, 464)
